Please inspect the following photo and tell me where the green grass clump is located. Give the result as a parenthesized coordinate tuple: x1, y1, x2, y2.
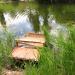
(0, 30, 15, 74)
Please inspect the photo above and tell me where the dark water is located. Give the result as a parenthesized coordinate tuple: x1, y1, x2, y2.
(0, 2, 75, 37)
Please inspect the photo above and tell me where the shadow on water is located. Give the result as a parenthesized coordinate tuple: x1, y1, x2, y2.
(11, 0, 19, 6)
(29, 8, 40, 32)
(36, 0, 51, 30)
(0, 9, 6, 28)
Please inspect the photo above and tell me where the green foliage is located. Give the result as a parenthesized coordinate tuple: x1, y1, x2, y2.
(0, 2, 75, 75)
(29, 12, 40, 32)
(50, 4, 75, 23)
(25, 26, 75, 75)
(0, 30, 15, 73)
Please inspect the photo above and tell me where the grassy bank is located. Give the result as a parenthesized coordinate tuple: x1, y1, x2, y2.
(0, 26, 75, 75)
(25, 26, 75, 75)
(0, 30, 15, 74)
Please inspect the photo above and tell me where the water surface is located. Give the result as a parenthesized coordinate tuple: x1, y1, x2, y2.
(0, 2, 75, 37)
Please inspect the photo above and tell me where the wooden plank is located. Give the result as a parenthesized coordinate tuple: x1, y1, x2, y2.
(16, 36, 45, 44)
(12, 47, 39, 61)
(23, 42, 44, 47)
(26, 32, 44, 38)
(16, 41, 44, 48)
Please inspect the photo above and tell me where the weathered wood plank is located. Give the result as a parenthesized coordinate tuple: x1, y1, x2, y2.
(16, 41, 44, 48)
(16, 36, 45, 44)
(12, 47, 39, 61)
(26, 32, 44, 38)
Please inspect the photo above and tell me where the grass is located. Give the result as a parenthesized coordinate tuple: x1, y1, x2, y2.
(0, 1, 75, 75)
(0, 2, 38, 12)
(0, 30, 15, 74)
(25, 26, 75, 75)
(0, 25, 75, 75)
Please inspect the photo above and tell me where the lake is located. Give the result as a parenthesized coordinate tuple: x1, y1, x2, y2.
(0, 2, 75, 37)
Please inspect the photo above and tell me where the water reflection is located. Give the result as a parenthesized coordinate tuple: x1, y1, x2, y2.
(29, 11, 40, 32)
(0, 9, 68, 38)
(48, 15, 68, 38)
(4, 12, 34, 37)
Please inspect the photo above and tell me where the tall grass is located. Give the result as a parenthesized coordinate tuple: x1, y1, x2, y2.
(25, 26, 75, 75)
(59, 27, 75, 75)
(0, 30, 15, 74)
(0, 26, 75, 75)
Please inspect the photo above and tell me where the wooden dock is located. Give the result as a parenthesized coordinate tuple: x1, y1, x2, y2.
(16, 36, 45, 44)
(25, 32, 44, 38)
(12, 47, 39, 61)
(12, 32, 45, 61)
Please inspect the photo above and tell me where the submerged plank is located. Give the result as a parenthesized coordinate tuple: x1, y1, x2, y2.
(12, 47, 39, 61)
